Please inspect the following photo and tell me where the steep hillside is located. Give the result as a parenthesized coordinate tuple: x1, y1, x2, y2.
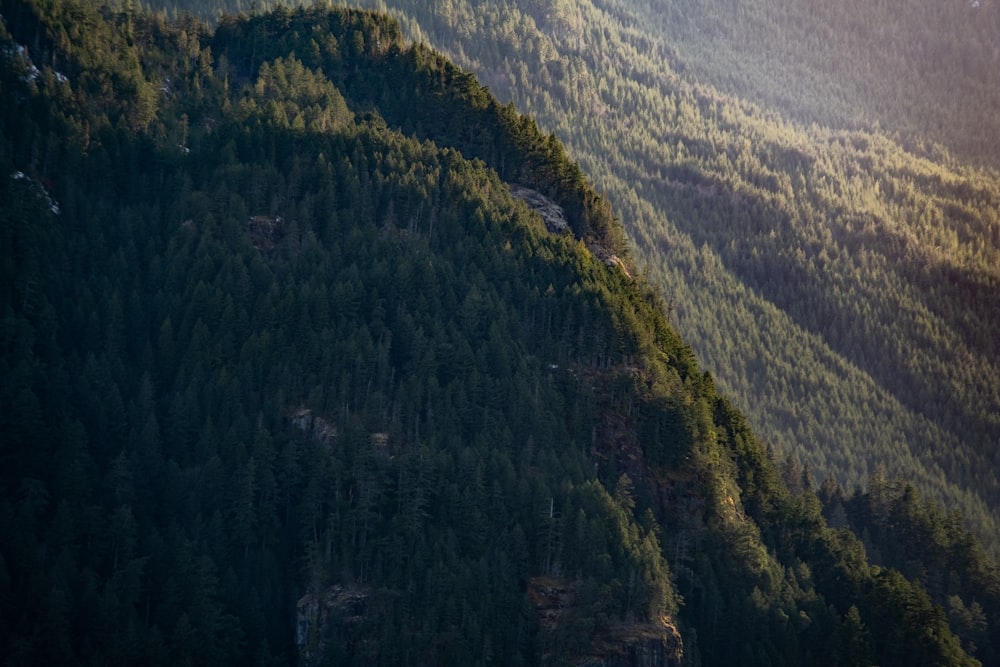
(2, 1, 995, 665)
(282, 0, 1000, 549)
(637, 0, 1000, 168)
(140, 0, 1000, 553)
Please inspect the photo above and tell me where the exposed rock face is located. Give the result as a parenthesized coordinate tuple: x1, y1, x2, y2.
(530, 576, 577, 630)
(529, 577, 684, 667)
(247, 214, 284, 251)
(509, 184, 632, 279)
(295, 577, 682, 666)
(295, 584, 371, 667)
(510, 185, 570, 233)
(580, 621, 684, 667)
(589, 243, 632, 279)
(10, 170, 61, 215)
(289, 407, 338, 449)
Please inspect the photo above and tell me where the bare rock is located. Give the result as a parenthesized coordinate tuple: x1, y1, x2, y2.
(510, 185, 570, 233)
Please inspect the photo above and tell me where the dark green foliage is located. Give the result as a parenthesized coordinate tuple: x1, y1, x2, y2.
(0, 3, 661, 662)
(0, 1, 992, 665)
(278, 0, 1000, 554)
(209, 5, 625, 254)
(824, 475, 1000, 664)
(140, 0, 1000, 565)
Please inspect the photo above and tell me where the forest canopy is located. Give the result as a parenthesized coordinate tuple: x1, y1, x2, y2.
(138, 0, 1000, 556)
(1, 1, 998, 666)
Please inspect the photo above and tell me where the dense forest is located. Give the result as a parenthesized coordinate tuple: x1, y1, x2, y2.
(145, 0, 1000, 550)
(2, 0, 1000, 665)
(636, 0, 1000, 169)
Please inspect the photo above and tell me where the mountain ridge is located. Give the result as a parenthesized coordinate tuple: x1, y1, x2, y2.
(312, 0, 1000, 549)
(2, 1, 998, 665)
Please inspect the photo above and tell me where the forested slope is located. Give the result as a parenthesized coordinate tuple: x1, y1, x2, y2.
(634, 0, 1000, 169)
(2, 1, 997, 665)
(167, 0, 1000, 549)
(140, 0, 1000, 562)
